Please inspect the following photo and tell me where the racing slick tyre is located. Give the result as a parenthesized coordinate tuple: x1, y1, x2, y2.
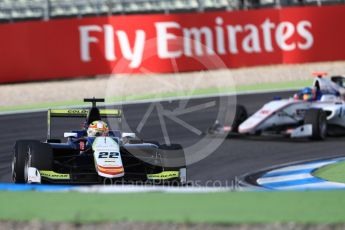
(304, 109, 327, 140)
(23, 142, 53, 183)
(12, 140, 35, 183)
(27, 142, 53, 170)
(158, 144, 187, 185)
(231, 105, 248, 133)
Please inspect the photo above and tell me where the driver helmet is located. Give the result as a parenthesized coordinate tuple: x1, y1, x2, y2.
(301, 87, 316, 101)
(87, 120, 109, 137)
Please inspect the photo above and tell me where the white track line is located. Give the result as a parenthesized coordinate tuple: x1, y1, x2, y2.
(258, 173, 313, 184)
(278, 181, 345, 190)
(264, 161, 338, 175)
(257, 158, 345, 190)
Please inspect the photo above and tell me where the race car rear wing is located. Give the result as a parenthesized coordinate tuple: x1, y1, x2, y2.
(48, 109, 122, 118)
(47, 108, 122, 139)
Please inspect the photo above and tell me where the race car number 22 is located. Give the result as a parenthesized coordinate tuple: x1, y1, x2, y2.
(98, 152, 119, 159)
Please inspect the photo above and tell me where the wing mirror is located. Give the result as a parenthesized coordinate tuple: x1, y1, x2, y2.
(122, 132, 136, 139)
(64, 132, 78, 138)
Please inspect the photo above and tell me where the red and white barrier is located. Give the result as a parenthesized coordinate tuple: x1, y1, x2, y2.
(0, 5, 344, 83)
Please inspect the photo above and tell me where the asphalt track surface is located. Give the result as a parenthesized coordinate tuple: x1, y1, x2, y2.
(1, 91, 345, 186)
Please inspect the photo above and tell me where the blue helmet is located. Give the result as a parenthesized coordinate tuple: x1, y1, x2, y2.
(300, 87, 316, 101)
(301, 87, 313, 94)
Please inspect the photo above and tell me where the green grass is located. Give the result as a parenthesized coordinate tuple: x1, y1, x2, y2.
(1, 190, 345, 224)
(314, 161, 345, 184)
(0, 79, 312, 113)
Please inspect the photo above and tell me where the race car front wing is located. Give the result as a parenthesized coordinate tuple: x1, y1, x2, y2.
(26, 167, 187, 185)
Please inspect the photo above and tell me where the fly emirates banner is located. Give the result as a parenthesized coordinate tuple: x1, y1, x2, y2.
(0, 5, 344, 83)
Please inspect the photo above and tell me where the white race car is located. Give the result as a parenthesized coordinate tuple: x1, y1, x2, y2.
(209, 73, 345, 140)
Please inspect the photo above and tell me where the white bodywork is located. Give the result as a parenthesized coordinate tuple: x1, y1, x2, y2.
(288, 124, 313, 138)
(27, 167, 41, 184)
(239, 76, 345, 137)
(92, 137, 125, 178)
(179, 168, 187, 184)
(239, 99, 310, 134)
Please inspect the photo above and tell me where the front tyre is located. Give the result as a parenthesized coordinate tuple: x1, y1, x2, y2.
(24, 142, 53, 183)
(304, 109, 327, 140)
(231, 105, 248, 133)
(12, 140, 36, 183)
(159, 144, 187, 185)
(13, 140, 53, 184)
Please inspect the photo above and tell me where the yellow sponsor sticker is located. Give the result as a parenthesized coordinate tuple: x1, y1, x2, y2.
(99, 109, 122, 116)
(39, 171, 70, 180)
(50, 109, 121, 116)
(147, 171, 179, 180)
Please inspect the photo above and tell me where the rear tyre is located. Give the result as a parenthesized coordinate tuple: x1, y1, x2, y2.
(304, 109, 327, 140)
(231, 105, 248, 133)
(158, 144, 187, 185)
